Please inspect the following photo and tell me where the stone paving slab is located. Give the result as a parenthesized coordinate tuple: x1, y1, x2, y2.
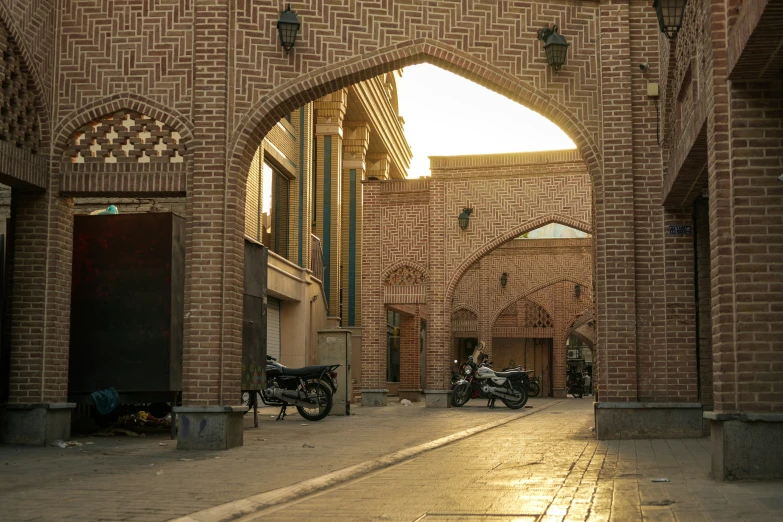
(0, 397, 545, 522)
(241, 400, 783, 522)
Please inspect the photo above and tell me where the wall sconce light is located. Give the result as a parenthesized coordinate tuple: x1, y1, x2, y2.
(575, 284, 581, 298)
(458, 208, 473, 230)
(653, 0, 689, 40)
(277, 4, 301, 53)
(500, 272, 508, 288)
(536, 24, 570, 72)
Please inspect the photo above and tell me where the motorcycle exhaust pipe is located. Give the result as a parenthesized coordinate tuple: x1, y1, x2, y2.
(265, 388, 319, 408)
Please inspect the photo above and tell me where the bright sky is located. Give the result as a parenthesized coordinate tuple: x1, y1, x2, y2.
(395, 64, 576, 179)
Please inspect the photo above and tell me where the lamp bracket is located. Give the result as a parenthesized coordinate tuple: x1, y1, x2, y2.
(537, 24, 559, 42)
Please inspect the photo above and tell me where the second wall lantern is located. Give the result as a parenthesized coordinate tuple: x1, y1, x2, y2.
(537, 24, 570, 72)
(458, 208, 473, 230)
(277, 4, 301, 53)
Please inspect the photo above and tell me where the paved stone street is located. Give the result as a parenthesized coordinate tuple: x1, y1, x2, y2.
(2, 399, 782, 522)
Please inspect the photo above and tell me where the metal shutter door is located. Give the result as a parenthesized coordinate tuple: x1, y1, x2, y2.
(267, 297, 281, 361)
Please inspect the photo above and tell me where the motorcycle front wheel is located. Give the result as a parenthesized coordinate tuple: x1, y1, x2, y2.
(501, 385, 528, 409)
(451, 382, 471, 407)
(297, 380, 333, 421)
(526, 382, 540, 398)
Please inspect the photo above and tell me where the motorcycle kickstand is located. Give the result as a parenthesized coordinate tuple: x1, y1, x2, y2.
(487, 398, 496, 409)
(276, 405, 288, 421)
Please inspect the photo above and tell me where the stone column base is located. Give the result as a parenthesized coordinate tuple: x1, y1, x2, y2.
(360, 389, 388, 406)
(173, 406, 245, 450)
(398, 389, 422, 402)
(553, 388, 567, 398)
(424, 390, 451, 408)
(595, 402, 705, 439)
(1, 403, 76, 445)
(706, 412, 783, 481)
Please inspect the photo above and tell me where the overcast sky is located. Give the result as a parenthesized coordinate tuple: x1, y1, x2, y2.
(395, 64, 576, 179)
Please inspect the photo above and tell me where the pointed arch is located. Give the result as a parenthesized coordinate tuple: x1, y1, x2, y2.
(381, 260, 429, 284)
(446, 216, 593, 304)
(490, 277, 592, 329)
(228, 39, 601, 193)
(53, 93, 195, 157)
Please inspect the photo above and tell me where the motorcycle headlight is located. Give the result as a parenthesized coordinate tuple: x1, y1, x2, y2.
(464, 366, 472, 375)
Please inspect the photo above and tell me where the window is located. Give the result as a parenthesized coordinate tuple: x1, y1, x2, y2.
(386, 310, 401, 383)
(263, 162, 290, 257)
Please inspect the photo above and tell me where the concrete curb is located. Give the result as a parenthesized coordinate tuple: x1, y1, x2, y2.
(170, 400, 561, 522)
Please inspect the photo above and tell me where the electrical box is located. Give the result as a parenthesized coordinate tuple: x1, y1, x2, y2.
(647, 82, 659, 97)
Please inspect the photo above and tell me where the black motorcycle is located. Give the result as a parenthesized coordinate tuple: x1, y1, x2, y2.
(244, 355, 340, 421)
(502, 366, 540, 398)
(567, 371, 584, 399)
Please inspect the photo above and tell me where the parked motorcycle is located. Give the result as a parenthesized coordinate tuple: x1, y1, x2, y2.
(501, 365, 540, 398)
(451, 355, 528, 409)
(244, 355, 340, 421)
(567, 370, 584, 399)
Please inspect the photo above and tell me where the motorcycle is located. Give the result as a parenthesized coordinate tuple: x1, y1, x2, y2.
(244, 355, 341, 421)
(567, 371, 584, 399)
(501, 365, 540, 398)
(451, 354, 528, 409)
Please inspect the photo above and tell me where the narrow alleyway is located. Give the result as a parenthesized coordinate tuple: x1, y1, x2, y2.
(2, 400, 781, 522)
(241, 401, 782, 522)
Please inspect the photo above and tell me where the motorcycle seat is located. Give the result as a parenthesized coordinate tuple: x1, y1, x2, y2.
(280, 365, 330, 377)
(494, 370, 523, 378)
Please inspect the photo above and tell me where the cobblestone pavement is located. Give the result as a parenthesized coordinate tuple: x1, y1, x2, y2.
(0, 398, 542, 521)
(245, 400, 783, 522)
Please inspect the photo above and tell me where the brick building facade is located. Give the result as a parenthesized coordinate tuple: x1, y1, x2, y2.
(0, 0, 780, 479)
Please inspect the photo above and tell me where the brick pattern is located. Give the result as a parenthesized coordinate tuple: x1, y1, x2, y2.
(0, 20, 40, 154)
(65, 110, 185, 164)
(59, 162, 187, 197)
(8, 185, 73, 404)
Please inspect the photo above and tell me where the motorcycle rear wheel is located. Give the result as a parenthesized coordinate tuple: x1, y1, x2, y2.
(451, 383, 471, 407)
(296, 380, 333, 421)
(501, 386, 528, 409)
(526, 382, 540, 398)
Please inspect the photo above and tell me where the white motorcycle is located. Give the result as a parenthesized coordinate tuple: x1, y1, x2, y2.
(451, 354, 528, 409)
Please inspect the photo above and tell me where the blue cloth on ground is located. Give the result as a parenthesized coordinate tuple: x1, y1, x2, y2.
(90, 387, 120, 415)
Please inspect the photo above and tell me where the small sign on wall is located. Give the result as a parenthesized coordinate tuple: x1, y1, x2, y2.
(669, 225, 693, 236)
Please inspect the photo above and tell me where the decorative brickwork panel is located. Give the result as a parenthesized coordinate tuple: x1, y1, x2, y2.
(0, 21, 40, 154)
(66, 111, 185, 164)
(451, 307, 478, 335)
(381, 202, 429, 272)
(56, 1, 194, 118)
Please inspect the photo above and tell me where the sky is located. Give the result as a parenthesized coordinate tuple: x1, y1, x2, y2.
(395, 64, 576, 179)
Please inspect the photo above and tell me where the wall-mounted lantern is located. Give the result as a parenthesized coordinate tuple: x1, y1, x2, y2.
(277, 4, 301, 53)
(536, 24, 570, 72)
(458, 208, 473, 230)
(500, 272, 508, 288)
(653, 0, 689, 40)
(575, 284, 581, 298)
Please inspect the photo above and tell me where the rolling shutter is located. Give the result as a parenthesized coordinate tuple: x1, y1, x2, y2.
(267, 297, 281, 361)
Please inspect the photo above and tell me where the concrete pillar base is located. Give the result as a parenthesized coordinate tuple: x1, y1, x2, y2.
(595, 402, 705, 439)
(424, 390, 451, 408)
(360, 389, 388, 406)
(173, 406, 245, 450)
(398, 389, 422, 402)
(553, 388, 567, 398)
(1, 403, 76, 446)
(706, 412, 783, 481)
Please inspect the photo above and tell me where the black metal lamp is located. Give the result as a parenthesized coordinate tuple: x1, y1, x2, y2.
(500, 272, 508, 288)
(277, 4, 301, 53)
(653, 0, 689, 40)
(458, 208, 473, 230)
(537, 25, 570, 72)
(575, 284, 581, 298)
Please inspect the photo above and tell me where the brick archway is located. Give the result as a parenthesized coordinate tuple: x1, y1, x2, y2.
(489, 276, 592, 329)
(446, 215, 592, 304)
(228, 40, 601, 190)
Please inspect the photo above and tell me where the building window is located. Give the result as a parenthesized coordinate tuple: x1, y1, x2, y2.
(386, 310, 401, 383)
(263, 162, 290, 257)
